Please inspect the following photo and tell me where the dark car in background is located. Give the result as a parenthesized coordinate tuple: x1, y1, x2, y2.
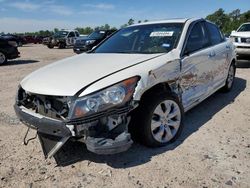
(24, 35, 43, 44)
(73, 29, 116, 54)
(0, 34, 27, 46)
(0, 37, 20, 64)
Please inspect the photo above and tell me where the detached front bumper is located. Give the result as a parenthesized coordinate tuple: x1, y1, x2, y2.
(14, 104, 133, 158)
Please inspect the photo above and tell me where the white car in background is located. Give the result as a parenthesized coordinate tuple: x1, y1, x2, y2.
(230, 23, 250, 57)
(15, 18, 236, 159)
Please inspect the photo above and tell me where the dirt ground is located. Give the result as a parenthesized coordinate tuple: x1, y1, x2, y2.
(0, 44, 249, 188)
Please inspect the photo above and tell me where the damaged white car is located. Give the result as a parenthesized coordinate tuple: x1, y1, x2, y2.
(15, 18, 236, 159)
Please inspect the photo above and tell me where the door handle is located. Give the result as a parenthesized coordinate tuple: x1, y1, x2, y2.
(208, 51, 216, 58)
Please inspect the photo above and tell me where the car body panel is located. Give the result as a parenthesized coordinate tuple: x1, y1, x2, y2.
(21, 53, 162, 96)
(0, 38, 20, 60)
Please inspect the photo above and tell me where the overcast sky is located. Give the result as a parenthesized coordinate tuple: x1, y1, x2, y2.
(0, 0, 249, 33)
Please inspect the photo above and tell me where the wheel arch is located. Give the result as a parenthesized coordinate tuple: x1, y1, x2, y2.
(138, 82, 180, 103)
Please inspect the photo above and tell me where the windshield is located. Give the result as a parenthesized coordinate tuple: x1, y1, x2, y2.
(88, 31, 106, 39)
(94, 23, 184, 54)
(238, 24, 250, 32)
(54, 31, 69, 37)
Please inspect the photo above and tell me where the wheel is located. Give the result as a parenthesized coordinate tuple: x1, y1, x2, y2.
(222, 63, 236, 92)
(0, 51, 7, 65)
(129, 93, 184, 147)
(47, 44, 54, 49)
(58, 43, 66, 49)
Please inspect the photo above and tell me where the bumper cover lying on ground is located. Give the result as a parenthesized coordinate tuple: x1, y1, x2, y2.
(14, 104, 133, 158)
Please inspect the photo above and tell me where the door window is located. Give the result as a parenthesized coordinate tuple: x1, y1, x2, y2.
(75, 32, 80, 37)
(185, 22, 209, 54)
(68, 32, 75, 37)
(206, 22, 224, 45)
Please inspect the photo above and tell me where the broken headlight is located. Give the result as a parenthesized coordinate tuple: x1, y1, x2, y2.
(69, 76, 139, 119)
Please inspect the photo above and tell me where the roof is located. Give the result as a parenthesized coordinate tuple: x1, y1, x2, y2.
(129, 18, 201, 27)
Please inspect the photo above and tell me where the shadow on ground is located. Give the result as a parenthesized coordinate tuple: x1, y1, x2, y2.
(3, 60, 39, 66)
(54, 77, 246, 168)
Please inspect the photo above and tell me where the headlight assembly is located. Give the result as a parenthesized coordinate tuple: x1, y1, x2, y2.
(69, 76, 139, 119)
(86, 40, 95, 45)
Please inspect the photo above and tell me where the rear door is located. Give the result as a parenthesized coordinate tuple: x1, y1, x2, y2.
(180, 21, 217, 110)
(205, 22, 231, 88)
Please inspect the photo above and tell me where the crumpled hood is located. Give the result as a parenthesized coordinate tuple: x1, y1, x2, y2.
(21, 53, 162, 96)
(231, 31, 250, 38)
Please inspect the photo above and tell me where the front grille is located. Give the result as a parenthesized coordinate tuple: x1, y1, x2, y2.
(237, 46, 250, 49)
(240, 38, 250, 43)
(17, 87, 70, 120)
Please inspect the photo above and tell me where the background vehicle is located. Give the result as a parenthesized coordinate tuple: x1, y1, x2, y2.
(24, 35, 43, 44)
(73, 29, 116, 54)
(43, 30, 80, 49)
(15, 18, 236, 158)
(0, 37, 20, 64)
(230, 22, 250, 59)
(0, 34, 26, 46)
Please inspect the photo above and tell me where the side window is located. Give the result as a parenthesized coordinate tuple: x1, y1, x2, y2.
(185, 22, 209, 54)
(75, 32, 79, 37)
(206, 23, 223, 45)
(68, 32, 75, 37)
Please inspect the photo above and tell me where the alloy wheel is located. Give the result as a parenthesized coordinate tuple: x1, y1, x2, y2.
(151, 100, 181, 143)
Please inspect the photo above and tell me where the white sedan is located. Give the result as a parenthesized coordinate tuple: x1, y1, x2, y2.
(15, 18, 236, 159)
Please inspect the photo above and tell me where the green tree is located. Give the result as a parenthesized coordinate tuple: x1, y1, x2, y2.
(206, 8, 230, 32)
(128, 18, 134, 25)
(54, 28, 59, 33)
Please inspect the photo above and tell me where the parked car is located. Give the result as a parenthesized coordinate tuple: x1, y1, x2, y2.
(230, 22, 250, 58)
(24, 35, 43, 44)
(0, 34, 26, 46)
(15, 18, 236, 159)
(43, 30, 80, 49)
(73, 29, 116, 54)
(0, 37, 20, 64)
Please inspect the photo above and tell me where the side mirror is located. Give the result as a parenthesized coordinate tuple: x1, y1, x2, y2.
(231, 30, 236, 34)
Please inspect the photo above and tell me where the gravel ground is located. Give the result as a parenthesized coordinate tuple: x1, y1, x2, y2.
(0, 44, 250, 188)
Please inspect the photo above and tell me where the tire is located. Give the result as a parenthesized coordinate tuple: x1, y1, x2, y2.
(129, 92, 184, 147)
(221, 63, 236, 92)
(47, 44, 54, 49)
(0, 51, 7, 65)
(58, 43, 66, 49)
